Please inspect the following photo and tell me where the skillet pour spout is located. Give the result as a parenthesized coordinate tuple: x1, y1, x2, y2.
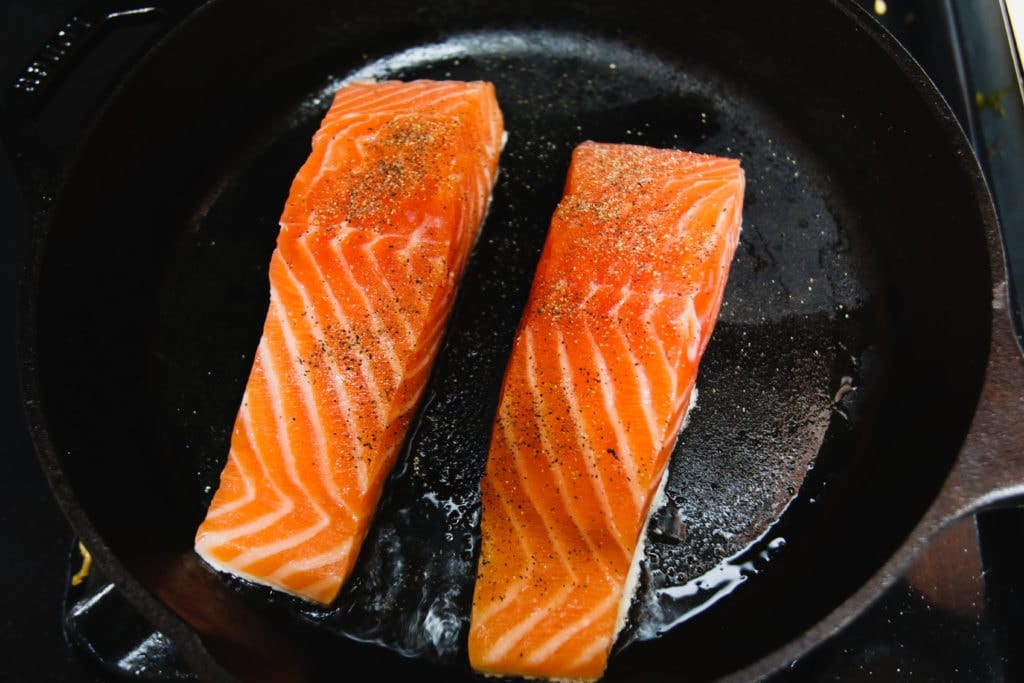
(6, 0, 1024, 681)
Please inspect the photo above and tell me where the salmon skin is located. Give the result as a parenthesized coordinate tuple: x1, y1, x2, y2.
(468, 141, 744, 680)
(194, 79, 505, 605)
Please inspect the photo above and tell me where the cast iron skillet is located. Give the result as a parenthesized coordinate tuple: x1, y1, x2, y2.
(6, 0, 1024, 681)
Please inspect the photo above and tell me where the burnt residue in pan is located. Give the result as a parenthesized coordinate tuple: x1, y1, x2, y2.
(153, 30, 878, 673)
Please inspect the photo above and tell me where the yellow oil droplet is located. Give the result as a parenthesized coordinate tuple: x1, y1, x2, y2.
(874, 0, 888, 15)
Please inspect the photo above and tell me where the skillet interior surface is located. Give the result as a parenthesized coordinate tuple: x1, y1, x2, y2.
(22, 0, 994, 680)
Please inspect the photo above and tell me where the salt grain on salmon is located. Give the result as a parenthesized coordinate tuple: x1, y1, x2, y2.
(194, 79, 505, 605)
(468, 141, 744, 680)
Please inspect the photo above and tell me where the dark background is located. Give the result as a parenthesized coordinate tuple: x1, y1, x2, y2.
(2, 1, 1021, 681)
(1, 1, 100, 679)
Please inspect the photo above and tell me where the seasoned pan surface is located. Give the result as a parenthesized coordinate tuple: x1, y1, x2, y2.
(15, 1, 1007, 681)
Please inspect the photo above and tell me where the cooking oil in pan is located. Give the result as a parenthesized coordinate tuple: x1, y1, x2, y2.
(622, 534, 789, 647)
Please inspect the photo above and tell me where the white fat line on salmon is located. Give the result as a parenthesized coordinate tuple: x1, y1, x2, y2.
(603, 291, 628, 330)
(291, 236, 389, 429)
(395, 217, 446, 264)
(477, 129, 509, 184)
(329, 236, 404, 385)
(276, 247, 376, 494)
(387, 287, 451, 412)
(610, 321, 661, 449)
(481, 584, 577, 666)
(554, 328, 631, 556)
(662, 176, 731, 205)
(400, 313, 448, 384)
(476, 396, 612, 631)
(467, 168, 495, 249)
(356, 234, 420, 345)
(232, 328, 334, 562)
(473, 174, 494, 248)
(324, 112, 390, 153)
(472, 462, 553, 626)
(269, 282, 351, 504)
(566, 611, 619, 675)
(292, 574, 343, 601)
(524, 590, 619, 670)
(197, 549, 321, 602)
(330, 85, 456, 121)
(661, 156, 738, 185)
(640, 296, 680, 409)
(226, 515, 332, 572)
(200, 422, 258, 521)
(319, 114, 369, 159)
(598, 284, 663, 444)
(612, 384, 699, 644)
(714, 192, 744, 275)
(580, 281, 602, 310)
(305, 118, 365, 192)
(680, 386, 699, 431)
(197, 406, 294, 544)
(665, 176, 737, 242)
(346, 116, 385, 163)
(581, 325, 644, 508)
(373, 86, 469, 114)
(267, 538, 356, 584)
(350, 227, 446, 247)
(520, 328, 620, 582)
(388, 377, 431, 429)
(681, 296, 703, 366)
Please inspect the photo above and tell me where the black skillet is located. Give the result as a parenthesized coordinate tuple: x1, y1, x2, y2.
(6, 0, 1024, 681)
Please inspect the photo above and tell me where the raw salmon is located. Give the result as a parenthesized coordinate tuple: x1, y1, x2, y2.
(468, 141, 744, 680)
(194, 80, 505, 605)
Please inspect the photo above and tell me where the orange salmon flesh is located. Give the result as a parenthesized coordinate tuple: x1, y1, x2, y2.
(468, 141, 745, 680)
(194, 79, 505, 605)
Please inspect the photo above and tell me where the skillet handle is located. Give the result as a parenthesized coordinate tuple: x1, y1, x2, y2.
(922, 281, 1024, 531)
(1, 3, 191, 202)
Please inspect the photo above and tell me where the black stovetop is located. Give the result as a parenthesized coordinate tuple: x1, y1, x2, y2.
(2, 1, 1022, 682)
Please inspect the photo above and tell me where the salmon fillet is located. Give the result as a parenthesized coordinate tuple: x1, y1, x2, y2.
(468, 141, 744, 680)
(194, 80, 505, 605)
